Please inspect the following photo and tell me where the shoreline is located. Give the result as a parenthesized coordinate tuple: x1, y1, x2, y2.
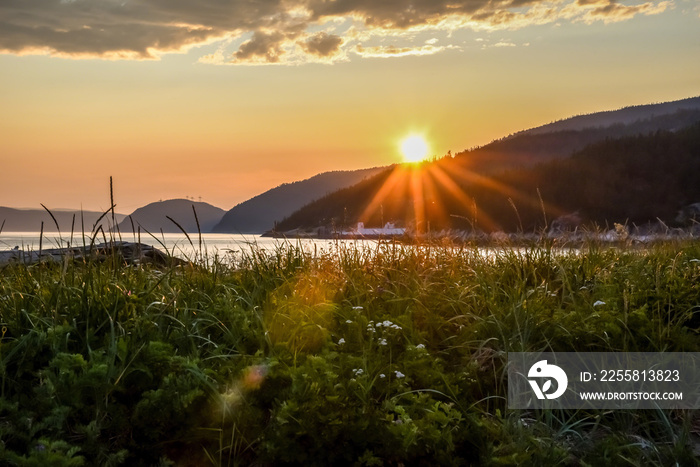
(263, 225, 700, 246)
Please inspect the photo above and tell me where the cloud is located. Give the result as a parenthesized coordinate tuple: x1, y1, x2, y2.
(0, 0, 676, 64)
(233, 31, 288, 63)
(301, 32, 344, 58)
(354, 44, 451, 58)
(581, 0, 672, 23)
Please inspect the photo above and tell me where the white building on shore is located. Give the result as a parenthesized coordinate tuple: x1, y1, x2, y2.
(341, 222, 406, 237)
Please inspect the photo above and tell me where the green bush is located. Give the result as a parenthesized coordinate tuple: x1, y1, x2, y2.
(0, 240, 698, 465)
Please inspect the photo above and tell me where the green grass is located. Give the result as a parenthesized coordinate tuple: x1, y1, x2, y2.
(0, 239, 699, 465)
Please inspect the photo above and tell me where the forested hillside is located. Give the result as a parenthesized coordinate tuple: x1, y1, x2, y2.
(276, 123, 700, 233)
(451, 108, 700, 174)
(517, 96, 700, 136)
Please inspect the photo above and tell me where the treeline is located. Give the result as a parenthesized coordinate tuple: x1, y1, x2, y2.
(276, 122, 700, 233)
(511, 96, 700, 136)
(451, 109, 700, 174)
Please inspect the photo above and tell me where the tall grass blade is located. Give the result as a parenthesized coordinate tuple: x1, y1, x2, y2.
(192, 204, 203, 257)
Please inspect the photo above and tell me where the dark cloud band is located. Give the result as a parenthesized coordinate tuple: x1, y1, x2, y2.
(0, 0, 673, 63)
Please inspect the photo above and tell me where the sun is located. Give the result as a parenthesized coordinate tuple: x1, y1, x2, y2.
(400, 135, 429, 163)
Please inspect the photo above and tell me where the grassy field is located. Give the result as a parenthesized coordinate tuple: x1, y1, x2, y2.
(0, 239, 699, 466)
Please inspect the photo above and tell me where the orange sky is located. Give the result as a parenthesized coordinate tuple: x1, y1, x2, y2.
(1, 0, 699, 213)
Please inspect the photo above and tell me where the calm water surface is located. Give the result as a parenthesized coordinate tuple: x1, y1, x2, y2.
(0, 232, 379, 260)
(0, 232, 577, 263)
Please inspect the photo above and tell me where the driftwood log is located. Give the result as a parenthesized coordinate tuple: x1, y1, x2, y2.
(0, 242, 185, 266)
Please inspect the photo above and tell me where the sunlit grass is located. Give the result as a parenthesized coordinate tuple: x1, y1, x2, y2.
(0, 239, 698, 464)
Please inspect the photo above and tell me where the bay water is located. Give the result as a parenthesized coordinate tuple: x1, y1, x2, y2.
(0, 232, 378, 261)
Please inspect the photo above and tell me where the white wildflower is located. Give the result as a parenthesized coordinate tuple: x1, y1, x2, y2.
(416, 344, 425, 350)
(345, 320, 353, 324)
(353, 368, 364, 376)
(338, 338, 346, 345)
(379, 373, 386, 378)
(593, 300, 606, 307)
(376, 322, 383, 327)
(394, 371, 405, 379)
(352, 306, 364, 310)
(379, 338, 388, 346)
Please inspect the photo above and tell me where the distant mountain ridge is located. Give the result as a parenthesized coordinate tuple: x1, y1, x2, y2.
(213, 167, 386, 233)
(117, 199, 225, 234)
(0, 207, 126, 233)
